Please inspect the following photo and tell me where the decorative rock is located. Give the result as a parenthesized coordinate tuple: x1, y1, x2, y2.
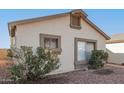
(83, 67, 88, 71)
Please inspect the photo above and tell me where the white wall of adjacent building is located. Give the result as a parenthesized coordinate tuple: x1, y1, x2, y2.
(106, 43, 124, 64)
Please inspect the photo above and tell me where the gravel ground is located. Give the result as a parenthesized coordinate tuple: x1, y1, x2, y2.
(34, 65, 124, 84)
(1, 60, 124, 84)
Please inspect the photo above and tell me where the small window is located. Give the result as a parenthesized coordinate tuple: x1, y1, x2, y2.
(40, 34, 61, 54)
(70, 14, 81, 29)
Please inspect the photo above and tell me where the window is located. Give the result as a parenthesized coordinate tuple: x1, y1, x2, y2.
(77, 41, 86, 61)
(44, 38, 58, 49)
(77, 41, 96, 62)
(75, 38, 97, 63)
(86, 42, 96, 60)
(70, 14, 81, 29)
(40, 34, 61, 54)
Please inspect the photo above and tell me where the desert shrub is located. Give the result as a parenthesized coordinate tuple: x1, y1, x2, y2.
(10, 64, 26, 81)
(7, 49, 13, 59)
(121, 63, 124, 66)
(10, 46, 59, 82)
(88, 50, 108, 69)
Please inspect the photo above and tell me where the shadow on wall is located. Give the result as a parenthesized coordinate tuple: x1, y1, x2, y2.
(106, 49, 124, 64)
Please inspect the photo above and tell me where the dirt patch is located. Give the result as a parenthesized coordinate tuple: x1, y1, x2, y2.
(0, 60, 14, 67)
(21, 66, 124, 84)
(0, 49, 8, 60)
(0, 60, 14, 80)
(93, 69, 114, 75)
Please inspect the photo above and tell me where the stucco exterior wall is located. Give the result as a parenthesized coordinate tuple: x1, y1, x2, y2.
(106, 43, 124, 64)
(15, 15, 106, 73)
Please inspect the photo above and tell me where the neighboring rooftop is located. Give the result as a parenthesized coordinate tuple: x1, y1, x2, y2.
(107, 33, 124, 44)
(111, 33, 124, 40)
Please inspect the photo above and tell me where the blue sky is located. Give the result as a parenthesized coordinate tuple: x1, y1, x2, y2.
(0, 9, 124, 48)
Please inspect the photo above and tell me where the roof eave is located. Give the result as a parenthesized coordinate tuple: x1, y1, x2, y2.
(106, 40, 124, 44)
(9, 12, 70, 26)
(84, 18, 110, 40)
(8, 9, 110, 40)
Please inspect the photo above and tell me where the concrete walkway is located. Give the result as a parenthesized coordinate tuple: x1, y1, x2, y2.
(106, 63, 124, 68)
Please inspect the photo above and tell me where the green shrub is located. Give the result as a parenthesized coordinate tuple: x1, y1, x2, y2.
(10, 64, 27, 81)
(7, 49, 13, 59)
(88, 50, 108, 69)
(10, 46, 59, 82)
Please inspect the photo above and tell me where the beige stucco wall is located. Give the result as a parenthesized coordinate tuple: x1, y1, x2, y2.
(14, 15, 106, 73)
(106, 43, 124, 64)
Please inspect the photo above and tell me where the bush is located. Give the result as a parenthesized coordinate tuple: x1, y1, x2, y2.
(10, 64, 26, 81)
(7, 49, 13, 59)
(121, 63, 124, 66)
(10, 46, 60, 82)
(88, 50, 108, 69)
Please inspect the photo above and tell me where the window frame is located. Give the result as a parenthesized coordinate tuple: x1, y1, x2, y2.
(40, 33, 61, 54)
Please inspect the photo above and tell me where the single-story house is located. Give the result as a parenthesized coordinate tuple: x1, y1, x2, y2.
(106, 33, 124, 64)
(8, 9, 110, 74)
